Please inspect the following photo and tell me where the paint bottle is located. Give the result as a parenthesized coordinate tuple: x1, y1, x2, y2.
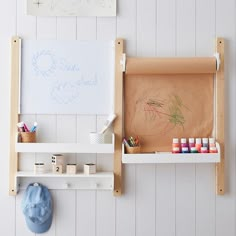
(200, 146, 208, 153)
(202, 138, 209, 149)
(209, 138, 216, 147)
(209, 146, 218, 153)
(182, 147, 189, 153)
(180, 138, 188, 153)
(172, 138, 180, 153)
(195, 138, 202, 153)
(180, 138, 187, 147)
(190, 147, 198, 153)
(188, 138, 195, 149)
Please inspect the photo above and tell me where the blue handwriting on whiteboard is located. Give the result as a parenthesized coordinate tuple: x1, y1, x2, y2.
(32, 50, 80, 78)
(50, 75, 98, 104)
(58, 58, 80, 72)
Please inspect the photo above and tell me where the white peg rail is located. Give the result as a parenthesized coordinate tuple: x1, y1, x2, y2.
(16, 171, 114, 191)
(122, 142, 220, 164)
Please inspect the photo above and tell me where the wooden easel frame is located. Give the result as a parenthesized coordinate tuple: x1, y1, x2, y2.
(9, 37, 224, 196)
(9, 37, 21, 195)
(113, 39, 124, 195)
(114, 38, 225, 195)
(9, 37, 125, 195)
(215, 38, 224, 195)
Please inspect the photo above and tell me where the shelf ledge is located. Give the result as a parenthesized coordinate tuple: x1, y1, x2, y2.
(16, 142, 114, 153)
(122, 143, 220, 164)
(15, 134, 114, 153)
(16, 171, 114, 191)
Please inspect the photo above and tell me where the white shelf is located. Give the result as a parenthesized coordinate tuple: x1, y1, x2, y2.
(15, 134, 114, 153)
(16, 142, 114, 153)
(14, 134, 115, 193)
(122, 143, 221, 164)
(16, 171, 114, 191)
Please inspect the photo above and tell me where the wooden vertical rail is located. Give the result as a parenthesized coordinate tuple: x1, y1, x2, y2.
(113, 39, 124, 196)
(9, 36, 21, 195)
(215, 38, 224, 195)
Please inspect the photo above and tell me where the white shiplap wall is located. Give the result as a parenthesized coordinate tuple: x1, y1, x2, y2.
(0, 0, 235, 235)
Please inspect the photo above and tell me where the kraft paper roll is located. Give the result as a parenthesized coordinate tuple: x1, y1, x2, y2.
(125, 57, 217, 75)
(124, 73, 214, 152)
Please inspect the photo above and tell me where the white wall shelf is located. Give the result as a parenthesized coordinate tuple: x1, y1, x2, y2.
(15, 134, 114, 153)
(11, 129, 115, 194)
(122, 143, 220, 164)
(16, 171, 114, 191)
(16, 142, 114, 153)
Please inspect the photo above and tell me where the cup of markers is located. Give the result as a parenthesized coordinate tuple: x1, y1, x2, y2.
(17, 121, 37, 143)
(123, 136, 141, 154)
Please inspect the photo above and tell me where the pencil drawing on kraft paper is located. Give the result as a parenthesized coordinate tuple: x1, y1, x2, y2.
(130, 90, 190, 136)
(143, 93, 190, 133)
(124, 75, 214, 152)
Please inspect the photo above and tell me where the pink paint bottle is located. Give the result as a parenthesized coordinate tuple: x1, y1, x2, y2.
(195, 138, 202, 153)
(209, 146, 218, 153)
(172, 138, 180, 153)
(200, 146, 208, 153)
(209, 138, 216, 147)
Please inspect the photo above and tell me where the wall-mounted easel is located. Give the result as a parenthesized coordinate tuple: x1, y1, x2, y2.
(114, 38, 225, 195)
(9, 37, 224, 196)
(9, 37, 120, 195)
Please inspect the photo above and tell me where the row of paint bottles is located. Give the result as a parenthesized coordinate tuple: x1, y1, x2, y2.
(172, 138, 217, 153)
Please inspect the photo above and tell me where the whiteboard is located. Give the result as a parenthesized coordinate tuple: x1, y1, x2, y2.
(21, 40, 115, 114)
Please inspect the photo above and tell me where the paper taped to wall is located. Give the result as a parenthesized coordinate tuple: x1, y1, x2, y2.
(27, 0, 116, 17)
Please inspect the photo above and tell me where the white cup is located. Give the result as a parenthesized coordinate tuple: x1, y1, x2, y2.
(89, 132, 105, 144)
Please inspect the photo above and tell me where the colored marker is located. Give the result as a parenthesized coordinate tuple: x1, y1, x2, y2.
(123, 138, 130, 147)
(17, 122, 25, 132)
(30, 122, 38, 132)
(23, 122, 30, 132)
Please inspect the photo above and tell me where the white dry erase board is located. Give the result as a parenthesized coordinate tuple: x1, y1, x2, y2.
(21, 40, 115, 114)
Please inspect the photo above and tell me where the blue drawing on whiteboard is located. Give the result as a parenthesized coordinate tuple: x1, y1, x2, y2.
(32, 50, 80, 78)
(50, 80, 80, 104)
(50, 76, 98, 104)
(32, 50, 56, 77)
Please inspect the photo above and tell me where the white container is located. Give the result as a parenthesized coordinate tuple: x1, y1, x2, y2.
(89, 132, 105, 144)
(52, 154, 64, 165)
(52, 164, 63, 174)
(66, 164, 77, 174)
(84, 163, 96, 175)
(34, 163, 45, 174)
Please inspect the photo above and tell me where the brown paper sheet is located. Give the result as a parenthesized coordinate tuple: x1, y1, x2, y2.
(126, 57, 217, 75)
(124, 74, 214, 152)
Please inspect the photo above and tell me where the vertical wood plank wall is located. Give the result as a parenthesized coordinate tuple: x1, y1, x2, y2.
(0, 0, 235, 236)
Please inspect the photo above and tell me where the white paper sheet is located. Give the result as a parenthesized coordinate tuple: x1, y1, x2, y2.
(27, 0, 116, 16)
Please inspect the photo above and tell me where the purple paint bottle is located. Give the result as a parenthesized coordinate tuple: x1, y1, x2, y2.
(180, 138, 188, 153)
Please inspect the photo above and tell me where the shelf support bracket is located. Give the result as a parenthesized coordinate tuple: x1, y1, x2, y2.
(215, 38, 224, 195)
(9, 36, 21, 195)
(113, 39, 124, 196)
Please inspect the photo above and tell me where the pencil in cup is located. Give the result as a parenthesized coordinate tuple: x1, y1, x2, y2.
(125, 145, 141, 154)
(20, 131, 36, 143)
(123, 139, 141, 153)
